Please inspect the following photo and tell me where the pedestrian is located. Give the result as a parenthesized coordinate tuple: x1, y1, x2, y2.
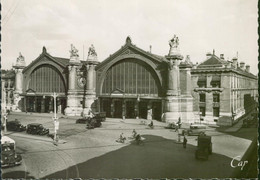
(175, 123, 179, 132)
(183, 136, 187, 148)
(177, 117, 182, 129)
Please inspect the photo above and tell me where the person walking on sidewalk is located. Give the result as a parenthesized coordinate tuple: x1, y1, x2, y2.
(183, 136, 187, 148)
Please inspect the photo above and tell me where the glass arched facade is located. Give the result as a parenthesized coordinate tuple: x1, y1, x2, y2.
(101, 59, 159, 96)
(28, 65, 65, 93)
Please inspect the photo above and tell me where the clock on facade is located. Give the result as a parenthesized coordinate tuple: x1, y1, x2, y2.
(77, 77, 86, 88)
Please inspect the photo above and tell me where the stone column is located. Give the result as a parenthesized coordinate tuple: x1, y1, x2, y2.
(49, 97, 53, 113)
(163, 35, 183, 123)
(13, 69, 24, 112)
(33, 97, 37, 112)
(65, 44, 83, 116)
(179, 60, 196, 124)
(83, 64, 97, 116)
(57, 98, 62, 114)
(1, 80, 6, 110)
(7, 80, 11, 108)
(122, 100, 126, 119)
(135, 100, 139, 119)
(15, 69, 23, 93)
(68, 65, 76, 91)
(41, 97, 45, 113)
(111, 100, 114, 117)
(13, 52, 26, 112)
(82, 45, 99, 117)
(65, 64, 81, 116)
(23, 97, 27, 112)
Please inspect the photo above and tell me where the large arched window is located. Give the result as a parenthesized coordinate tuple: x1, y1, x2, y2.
(102, 59, 160, 96)
(28, 65, 65, 93)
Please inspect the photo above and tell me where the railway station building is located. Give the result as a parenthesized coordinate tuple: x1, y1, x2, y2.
(2, 36, 258, 126)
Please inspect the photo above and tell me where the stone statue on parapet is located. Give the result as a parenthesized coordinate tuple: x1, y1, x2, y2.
(88, 44, 97, 57)
(15, 52, 26, 66)
(70, 44, 79, 58)
(169, 35, 179, 49)
(17, 52, 25, 62)
(185, 55, 191, 63)
(168, 34, 182, 59)
(87, 44, 98, 61)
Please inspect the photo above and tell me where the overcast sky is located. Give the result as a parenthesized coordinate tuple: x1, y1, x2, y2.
(2, 0, 258, 74)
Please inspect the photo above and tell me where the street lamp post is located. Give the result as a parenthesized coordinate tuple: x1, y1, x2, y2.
(3, 113, 7, 134)
(52, 92, 59, 145)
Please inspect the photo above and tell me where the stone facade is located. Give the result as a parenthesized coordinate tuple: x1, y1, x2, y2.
(191, 53, 258, 126)
(3, 36, 258, 127)
(1, 70, 15, 112)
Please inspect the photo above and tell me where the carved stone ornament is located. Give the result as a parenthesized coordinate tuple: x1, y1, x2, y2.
(70, 44, 79, 58)
(168, 59, 177, 70)
(15, 52, 26, 66)
(87, 44, 98, 61)
(126, 36, 132, 44)
(169, 35, 179, 49)
(77, 77, 86, 88)
(167, 35, 183, 59)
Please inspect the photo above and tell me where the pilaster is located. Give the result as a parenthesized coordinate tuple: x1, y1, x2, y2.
(13, 52, 26, 112)
(163, 35, 183, 123)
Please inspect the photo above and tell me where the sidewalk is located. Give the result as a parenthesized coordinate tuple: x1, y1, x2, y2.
(224, 111, 254, 132)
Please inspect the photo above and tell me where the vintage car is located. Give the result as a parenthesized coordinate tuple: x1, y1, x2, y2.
(26, 123, 49, 135)
(7, 120, 26, 132)
(195, 135, 212, 160)
(76, 112, 106, 124)
(76, 117, 89, 124)
(93, 112, 106, 122)
(86, 118, 102, 129)
(1, 136, 22, 168)
(182, 124, 206, 136)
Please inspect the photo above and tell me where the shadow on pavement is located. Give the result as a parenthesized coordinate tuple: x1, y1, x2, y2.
(2, 171, 35, 179)
(43, 135, 242, 179)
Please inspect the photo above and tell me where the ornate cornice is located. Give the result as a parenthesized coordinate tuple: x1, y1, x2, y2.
(194, 87, 224, 93)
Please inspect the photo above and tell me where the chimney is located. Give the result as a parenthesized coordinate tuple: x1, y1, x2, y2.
(232, 57, 238, 68)
(220, 54, 224, 60)
(240, 61, 245, 70)
(206, 52, 212, 59)
(245, 65, 250, 73)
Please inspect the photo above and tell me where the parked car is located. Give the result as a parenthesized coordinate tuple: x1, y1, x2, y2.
(7, 120, 26, 132)
(76, 112, 106, 124)
(1, 136, 22, 168)
(195, 134, 212, 160)
(26, 123, 49, 135)
(76, 117, 89, 124)
(93, 112, 106, 122)
(182, 124, 206, 136)
(86, 117, 102, 129)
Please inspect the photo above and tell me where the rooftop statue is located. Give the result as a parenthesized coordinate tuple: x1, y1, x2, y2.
(168, 34, 182, 59)
(87, 44, 98, 61)
(70, 44, 79, 58)
(17, 52, 25, 62)
(88, 44, 97, 57)
(169, 35, 179, 49)
(15, 52, 26, 66)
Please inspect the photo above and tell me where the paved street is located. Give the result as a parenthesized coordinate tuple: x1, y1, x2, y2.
(2, 112, 257, 178)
